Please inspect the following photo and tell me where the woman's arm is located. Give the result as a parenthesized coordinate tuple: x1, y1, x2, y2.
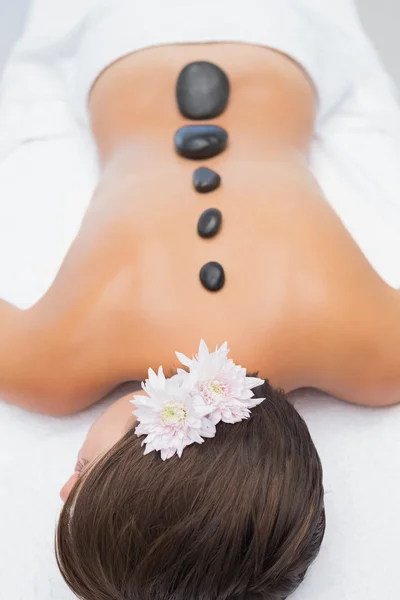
(0, 299, 98, 416)
(0, 300, 37, 408)
(0, 299, 22, 382)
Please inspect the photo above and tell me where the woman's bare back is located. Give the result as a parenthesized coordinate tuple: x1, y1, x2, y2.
(2, 44, 400, 413)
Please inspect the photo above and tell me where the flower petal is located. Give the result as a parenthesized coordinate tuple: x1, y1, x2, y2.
(248, 396, 265, 408)
(240, 389, 254, 400)
(176, 352, 192, 367)
(161, 448, 176, 460)
(245, 377, 265, 389)
(157, 366, 166, 386)
(198, 339, 210, 359)
(148, 368, 159, 388)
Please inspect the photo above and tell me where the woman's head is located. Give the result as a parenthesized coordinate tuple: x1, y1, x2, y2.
(56, 381, 325, 600)
(60, 392, 137, 502)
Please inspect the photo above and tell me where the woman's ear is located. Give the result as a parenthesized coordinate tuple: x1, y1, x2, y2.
(60, 474, 79, 503)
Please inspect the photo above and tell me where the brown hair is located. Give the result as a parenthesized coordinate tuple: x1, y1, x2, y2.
(56, 381, 325, 600)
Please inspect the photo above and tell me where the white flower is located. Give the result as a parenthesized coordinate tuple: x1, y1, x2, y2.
(131, 342, 266, 460)
(176, 340, 265, 425)
(131, 366, 215, 460)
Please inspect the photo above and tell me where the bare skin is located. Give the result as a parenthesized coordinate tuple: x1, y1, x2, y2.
(1, 44, 400, 415)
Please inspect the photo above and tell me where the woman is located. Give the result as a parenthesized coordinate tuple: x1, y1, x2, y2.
(0, 1, 400, 414)
(56, 341, 326, 600)
(1, 2, 400, 415)
(1, 0, 398, 597)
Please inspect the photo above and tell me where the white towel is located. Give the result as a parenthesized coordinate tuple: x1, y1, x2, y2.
(0, 1, 399, 599)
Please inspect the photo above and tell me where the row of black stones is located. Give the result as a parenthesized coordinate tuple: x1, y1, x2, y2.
(174, 61, 230, 292)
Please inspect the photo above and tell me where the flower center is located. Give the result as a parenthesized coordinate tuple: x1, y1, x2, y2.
(210, 381, 224, 395)
(200, 380, 227, 405)
(161, 401, 187, 425)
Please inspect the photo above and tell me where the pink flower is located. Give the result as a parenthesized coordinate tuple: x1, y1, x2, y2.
(131, 342, 266, 460)
(176, 340, 265, 425)
(131, 366, 215, 460)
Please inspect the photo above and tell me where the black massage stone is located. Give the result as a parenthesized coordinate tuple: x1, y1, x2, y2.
(197, 208, 222, 239)
(193, 167, 221, 193)
(200, 262, 225, 292)
(176, 61, 230, 120)
(174, 125, 228, 160)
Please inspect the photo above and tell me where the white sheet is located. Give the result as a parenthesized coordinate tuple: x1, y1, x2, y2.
(0, 1, 400, 599)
